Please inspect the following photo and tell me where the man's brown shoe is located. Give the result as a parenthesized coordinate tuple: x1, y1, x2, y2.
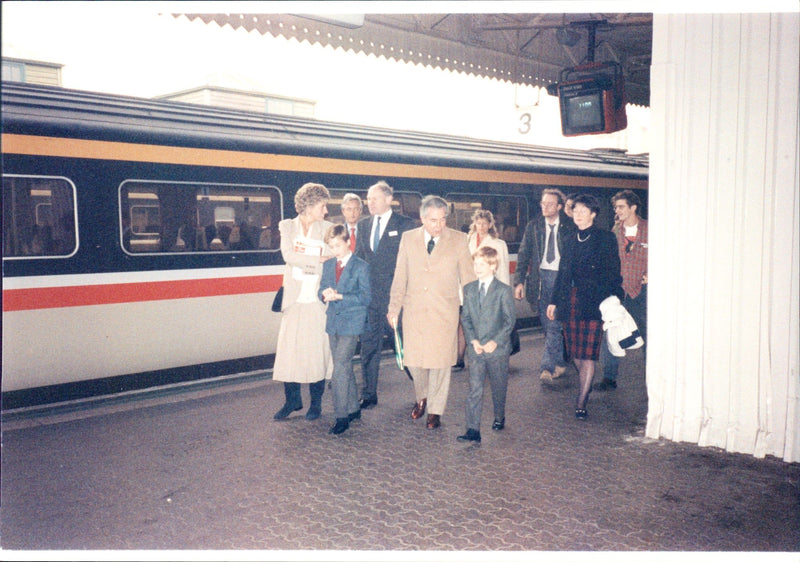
(411, 399, 427, 420)
(426, 414, 441, 429)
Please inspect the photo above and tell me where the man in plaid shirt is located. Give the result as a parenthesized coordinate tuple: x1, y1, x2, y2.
(596, 190, 648, 391)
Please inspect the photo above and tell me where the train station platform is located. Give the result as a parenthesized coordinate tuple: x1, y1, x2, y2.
(1, 329, 798, 561)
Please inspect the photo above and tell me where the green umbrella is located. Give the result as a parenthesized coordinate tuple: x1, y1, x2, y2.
(392, 317, 404, 370)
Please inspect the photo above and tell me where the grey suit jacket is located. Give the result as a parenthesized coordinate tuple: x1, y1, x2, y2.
(461, 278, 516, 357)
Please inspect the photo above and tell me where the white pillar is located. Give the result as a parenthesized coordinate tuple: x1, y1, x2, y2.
(647, 12, 800, 462)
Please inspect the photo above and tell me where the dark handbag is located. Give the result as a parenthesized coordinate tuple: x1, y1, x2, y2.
(271, 286, 284, 312)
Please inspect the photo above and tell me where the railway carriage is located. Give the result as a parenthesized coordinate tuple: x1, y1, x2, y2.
(2, 83, 648, 408)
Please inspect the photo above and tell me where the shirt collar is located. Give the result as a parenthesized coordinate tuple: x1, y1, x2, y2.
(338, 252, 352, 267)
(424, 231, 440, 244)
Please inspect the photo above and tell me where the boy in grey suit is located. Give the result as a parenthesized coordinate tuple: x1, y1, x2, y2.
(458, 246, 516, 443)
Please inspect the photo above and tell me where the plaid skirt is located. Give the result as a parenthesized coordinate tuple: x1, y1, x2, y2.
(564, 288, 604, 360)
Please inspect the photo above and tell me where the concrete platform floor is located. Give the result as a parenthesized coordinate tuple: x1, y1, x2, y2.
(1, 329, 798, 561)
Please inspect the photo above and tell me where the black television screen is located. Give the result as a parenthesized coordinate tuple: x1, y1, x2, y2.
(564, 92, 604, 134)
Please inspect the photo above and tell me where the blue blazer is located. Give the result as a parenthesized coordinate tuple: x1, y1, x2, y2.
(318, 254, 371, 335)
(461, 278, 516, 357)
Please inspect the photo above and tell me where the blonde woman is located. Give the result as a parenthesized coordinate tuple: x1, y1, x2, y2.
(456, 209, 512, 368)
(467, 210, 510, 284)
(272, 183, 335, 421)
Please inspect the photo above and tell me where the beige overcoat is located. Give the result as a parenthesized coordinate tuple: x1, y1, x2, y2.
(388, 226, 476, 369)
(272, 217, 334, 384)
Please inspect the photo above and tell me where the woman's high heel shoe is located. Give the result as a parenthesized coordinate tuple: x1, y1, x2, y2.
(575, 393, 589, 420)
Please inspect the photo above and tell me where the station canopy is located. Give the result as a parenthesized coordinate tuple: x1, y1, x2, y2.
(177, 12, 652, 107)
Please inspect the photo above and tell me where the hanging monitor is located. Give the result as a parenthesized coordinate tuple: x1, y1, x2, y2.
(549, 62, 628, 137)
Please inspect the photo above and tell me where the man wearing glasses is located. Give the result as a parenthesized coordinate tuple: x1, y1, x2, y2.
(514, 189, 575, 383)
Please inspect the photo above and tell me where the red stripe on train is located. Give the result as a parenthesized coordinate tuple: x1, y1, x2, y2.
(3, 274, 283, 312)
(5, 260, 517, 312)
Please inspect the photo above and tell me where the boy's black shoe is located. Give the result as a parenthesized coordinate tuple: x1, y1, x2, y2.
(359, 397, 378, 409)
(329, 418, 349, 435)
(457, 429, 481, 442)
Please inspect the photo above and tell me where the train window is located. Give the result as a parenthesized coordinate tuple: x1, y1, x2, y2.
(120, 181, 282, 254)
(2, 175, 77, 258)
(445, 193, 529, 245)
(327, 189, 422, 226)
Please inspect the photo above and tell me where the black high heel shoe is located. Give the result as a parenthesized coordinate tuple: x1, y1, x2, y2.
(575, 395, 588, 420)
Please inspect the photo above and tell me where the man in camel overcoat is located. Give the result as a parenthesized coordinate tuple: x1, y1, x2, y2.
(387, 195, 476, 430)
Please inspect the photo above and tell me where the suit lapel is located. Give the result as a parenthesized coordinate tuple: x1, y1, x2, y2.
(472, 282, 484, 311)
(428, 226, 453, 256)
(537, 220, 546, 255)
(486, 279, 502, 304)
(357, 216, 375, 256)
(378, 213, 400, 248)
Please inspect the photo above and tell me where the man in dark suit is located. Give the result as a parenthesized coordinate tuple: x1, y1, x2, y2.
(340, 193, 363, 253)
(513, 188, 575, 383)
(355, 180, 416, 409)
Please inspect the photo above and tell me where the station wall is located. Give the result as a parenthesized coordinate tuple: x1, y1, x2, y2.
(647, 12, 800, 462)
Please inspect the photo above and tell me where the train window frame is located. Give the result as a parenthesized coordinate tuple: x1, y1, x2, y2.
(327, 189, 423, 225)
(2, 174, 79, 260)
(444, 191, 529, 246)
(119, 179, 284, 256)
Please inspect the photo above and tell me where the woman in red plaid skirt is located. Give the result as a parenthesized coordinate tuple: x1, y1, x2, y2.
(547, 194, 623, 420)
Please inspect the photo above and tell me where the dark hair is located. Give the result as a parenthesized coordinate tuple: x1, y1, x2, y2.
(324, 223, 349, 244)
(611, 189, 642, 212)
(572, 193, 601, 216)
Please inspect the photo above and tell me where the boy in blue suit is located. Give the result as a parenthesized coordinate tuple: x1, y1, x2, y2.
(319, 224, 371, 435)
(458, 246, 516, 443)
